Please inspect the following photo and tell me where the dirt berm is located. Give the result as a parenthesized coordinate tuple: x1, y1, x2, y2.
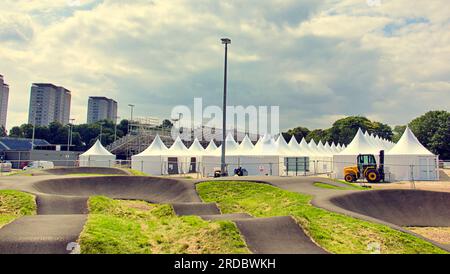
(33, 176, 201, 204)
(42, 167, 130, 176)
(330, 189, 450, 227)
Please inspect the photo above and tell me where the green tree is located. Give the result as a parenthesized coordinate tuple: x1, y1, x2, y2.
(0, 126, 7, 137)
(286, 126, 310, 142)
(371, 121, 393, 140)
(9, 126, 23, 138)
(161, 119, 174, 129)
(117, 119, 129, 136)
(392, 125, 406, 143)
(19, 124, 34, 139)
(328, 116, 373, 145)
(306, 129, 331, 143)
(409, 111, 450, 159)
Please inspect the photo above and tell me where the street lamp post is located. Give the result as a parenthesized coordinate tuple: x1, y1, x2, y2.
(128, 104, 135, 135)
(66, 124, 71, 152)
(114, 116, 120, 142)
(67, 118, 75, 151)
(99, 124, 103, 143)
(70, 119, 75, 147)
(31, 103, 41, 161)
(221, 38, 231, 176)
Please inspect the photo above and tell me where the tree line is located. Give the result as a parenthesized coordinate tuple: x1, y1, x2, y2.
(0, 111, 448, 159)
(2, 119, 175, 151)
(283, 111, 449, 159)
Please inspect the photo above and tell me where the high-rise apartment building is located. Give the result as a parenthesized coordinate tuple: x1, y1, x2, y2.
(87, 96, 118, 124)
(28, 83, 71, 126)
(0, 75, 9, 129)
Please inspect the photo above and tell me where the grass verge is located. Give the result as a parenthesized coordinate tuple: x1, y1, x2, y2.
(332, 179, 369, 190)
(197, 181, 446, 254)
(0, 190, 36, 228)
(78, 196, 249, 254)
(314, 182, 355, 190)
(124, 169, 149, 176)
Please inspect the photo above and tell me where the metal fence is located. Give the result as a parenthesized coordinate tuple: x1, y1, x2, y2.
(0, 158, 443, 182)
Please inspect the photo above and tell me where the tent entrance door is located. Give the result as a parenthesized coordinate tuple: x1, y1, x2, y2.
(419, 157, 436, 180)
(168, 157, 179, 174)
(189, 157, 197, 173)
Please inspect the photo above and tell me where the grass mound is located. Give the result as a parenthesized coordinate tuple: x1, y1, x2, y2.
(0, 190, 36, 228)
(124, 169, 149, 176)
(313, 182, 367, 190)
(78, 196, 249, 254)
(197, 181, 446, 254)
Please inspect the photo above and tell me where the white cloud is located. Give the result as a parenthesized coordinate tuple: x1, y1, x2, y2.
(0, 0, 448, 131)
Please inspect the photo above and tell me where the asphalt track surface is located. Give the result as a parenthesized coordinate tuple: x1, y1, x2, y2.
(41, 167, 131, 176)
(0, 168, 449, 253)
(330, 189, 450, 227)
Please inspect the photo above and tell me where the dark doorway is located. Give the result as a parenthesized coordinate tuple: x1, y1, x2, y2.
(189, 157, 197, 173)
(168, 157, 179, 174)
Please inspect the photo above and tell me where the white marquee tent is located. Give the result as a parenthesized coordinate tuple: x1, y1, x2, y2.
(132, 128, 433, 180)
(332, 128, 383, 178)
(79, 139, 116, 167)
(385, 127, 439, 181)
(131, 135, 168, 174)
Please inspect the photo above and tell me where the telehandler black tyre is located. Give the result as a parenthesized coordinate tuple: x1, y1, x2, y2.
(366, 170, 381, 183)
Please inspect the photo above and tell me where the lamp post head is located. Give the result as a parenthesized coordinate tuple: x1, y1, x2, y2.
(221, 38, 231, 45)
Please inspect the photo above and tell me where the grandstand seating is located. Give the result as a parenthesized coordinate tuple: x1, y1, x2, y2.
(0, 137, 51, 151)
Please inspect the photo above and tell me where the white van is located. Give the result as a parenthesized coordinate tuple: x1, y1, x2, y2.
(23, 161, 55, 170)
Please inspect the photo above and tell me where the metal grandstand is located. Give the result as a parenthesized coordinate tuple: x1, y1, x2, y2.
(107, 121, 259, 159)
(0, 137, 52, 151)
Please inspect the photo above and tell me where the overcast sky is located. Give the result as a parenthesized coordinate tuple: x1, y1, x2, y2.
(0, 0, 449, 131)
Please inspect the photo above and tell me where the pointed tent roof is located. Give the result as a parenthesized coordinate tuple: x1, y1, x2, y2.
(188, 138, 205, 155)
(299, 138, 312, 156)
(316, 141, 330, 156)
(324, 142, 334, 155)
(330, 142, 339, 154)
(167, 136, 189, 156)
(224, 133, 239, 154)
(274, 135, 292, 156)
(204, 140, 218, 154)
(387, 127, 434, 155)
(364, 131, 378, 149)
(236, 135, 255, 155)
(308, 139, 320, 156)
(81, 139, 114, 156)
(253, 134, 278, 155)
(288, 136, 300, 151)
(227, 135, 254, 156)
(339, 128, 379, 155)
(136, 135, 168, 156)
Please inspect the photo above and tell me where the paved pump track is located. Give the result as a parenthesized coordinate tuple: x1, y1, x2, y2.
(38, 167, 131, 176)
(0, 170, 448, 254)
(0, 170, 325, 254)
(329, 189, 450, 227)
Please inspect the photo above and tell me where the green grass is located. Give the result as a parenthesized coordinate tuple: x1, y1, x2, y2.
(314, 182, 367, 191)
(314, 182, 352, 190)
(197, 181, 446, 254)
(333, 179, 370, 190)
(68, 173, 120, 177)
(7, 170, 34, 176)
(0, 190, 36, 228)
(124, 169, 149, 176)
(78, 196, 249, 254)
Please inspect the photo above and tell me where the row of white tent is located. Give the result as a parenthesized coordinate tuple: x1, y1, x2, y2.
(334, 127, 438, 181)
(132, 133, 346, 158)
(79, 127, 439, 181)
(131, 134, 339, 176)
